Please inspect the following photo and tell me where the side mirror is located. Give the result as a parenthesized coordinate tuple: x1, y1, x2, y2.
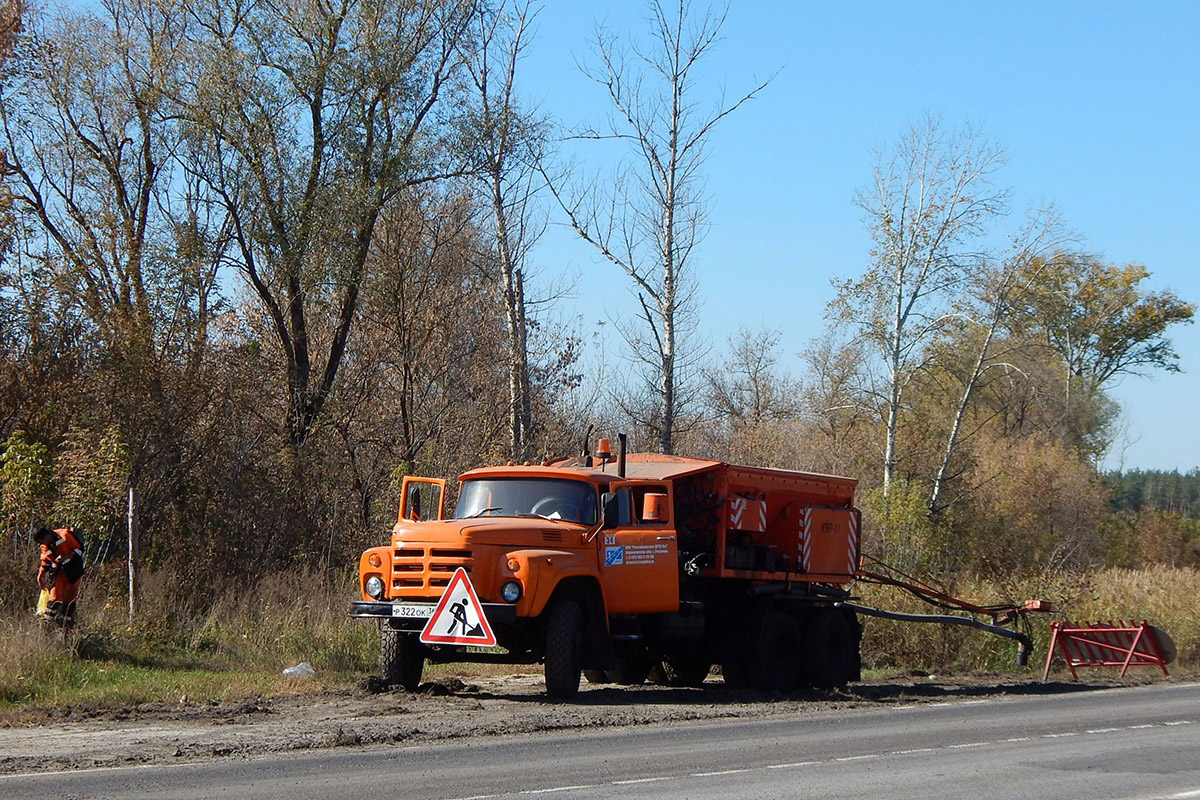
(406, 485, 422, 520)
(601, 492, 619, 529)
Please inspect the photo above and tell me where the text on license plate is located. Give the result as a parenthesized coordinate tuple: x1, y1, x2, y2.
(392, 604, 435, 619)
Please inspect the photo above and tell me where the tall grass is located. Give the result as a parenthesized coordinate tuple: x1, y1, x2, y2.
(0, 565, 376, 710)
(858, 567, 1199, 675)
(2, 565, 1193, 710)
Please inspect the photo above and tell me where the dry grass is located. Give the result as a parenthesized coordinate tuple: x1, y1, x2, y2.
(0, 566, 377, 710)
(2, 565, 1194, 710)
(858, 567, 1198, 674)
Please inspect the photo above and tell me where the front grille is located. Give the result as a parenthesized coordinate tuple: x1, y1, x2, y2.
(391, 545, 472, 594)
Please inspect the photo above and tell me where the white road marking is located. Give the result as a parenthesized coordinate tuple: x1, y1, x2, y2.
(611, 777, 672, 785)
(10, 712, 1197, 800)
(692, 769, 749, 777)
(496, 720, 1199, 798)
(520, 787, 595, 795)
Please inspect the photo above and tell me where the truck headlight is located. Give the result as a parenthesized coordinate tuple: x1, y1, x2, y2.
(365, 575, 385, 599)
(501, 581, 522, 603)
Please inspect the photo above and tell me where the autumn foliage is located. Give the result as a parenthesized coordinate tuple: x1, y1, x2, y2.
(0, 0, 1194, 630)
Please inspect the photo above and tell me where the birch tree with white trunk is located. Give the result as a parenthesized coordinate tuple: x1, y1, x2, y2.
(926, 209, 1068, 518)
(464, 0, 545, 462)
(833, 116, 1007, 499)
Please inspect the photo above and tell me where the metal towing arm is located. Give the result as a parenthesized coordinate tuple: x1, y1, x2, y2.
(844, 555, 1052, 666)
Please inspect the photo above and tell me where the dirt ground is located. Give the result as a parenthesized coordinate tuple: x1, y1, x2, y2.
(1, 668, 1175, 776)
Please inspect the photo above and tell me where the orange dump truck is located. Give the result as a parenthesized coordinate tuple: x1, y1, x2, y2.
(351, 438, 872, 698)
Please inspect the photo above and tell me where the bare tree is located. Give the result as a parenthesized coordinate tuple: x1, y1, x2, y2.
(832, 116, 1007, 497)
(1, 0, 191, 363)
(464, 0, 546, 462)
(0, 0, 22, 262)
(0, 0, 219, 541)
(361, 190, 508, 476)
(550, 0, 769, 453)
(175, 0, 476, 451)
(707, 327, 800, 429)
(0, 0, 19, 59)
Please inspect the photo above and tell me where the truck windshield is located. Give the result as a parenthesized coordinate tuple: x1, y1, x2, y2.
(454, 478, 598, 525)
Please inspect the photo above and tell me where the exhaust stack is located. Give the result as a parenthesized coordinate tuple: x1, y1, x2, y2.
(581, 424, 594, 467)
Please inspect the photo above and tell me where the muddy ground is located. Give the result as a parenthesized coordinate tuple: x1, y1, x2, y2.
(0, 669, 1173, 775)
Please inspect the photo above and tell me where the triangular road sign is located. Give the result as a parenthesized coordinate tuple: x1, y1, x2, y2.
(419, 567, 497, 647)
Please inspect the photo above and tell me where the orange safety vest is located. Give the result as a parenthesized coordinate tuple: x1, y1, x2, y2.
(40, 528, 85, 583)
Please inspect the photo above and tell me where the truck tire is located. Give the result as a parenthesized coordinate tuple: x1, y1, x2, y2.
(801, 608, 857, 689)
(544, 599, 584, 700)
(749, 609, 802, 693)
(380, 629, 424, 691)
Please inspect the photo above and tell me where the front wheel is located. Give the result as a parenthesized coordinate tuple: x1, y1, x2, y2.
(544, 599, 584, 700)
(380, 629, 425, 691)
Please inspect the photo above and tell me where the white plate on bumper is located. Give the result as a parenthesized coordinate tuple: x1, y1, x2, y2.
(391, 603, 436, 619)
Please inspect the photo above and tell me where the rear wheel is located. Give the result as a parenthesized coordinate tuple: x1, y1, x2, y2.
(749, 609, 802, 692)
(380, 629, 425, 691)
(801, 608, 858, 689)
(544, 599, 584, 700)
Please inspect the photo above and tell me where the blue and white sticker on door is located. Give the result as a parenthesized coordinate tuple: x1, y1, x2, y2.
(605, 546, 625, 566)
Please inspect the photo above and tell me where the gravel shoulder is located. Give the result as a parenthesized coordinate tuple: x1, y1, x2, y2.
(0, 670, 1178, 776)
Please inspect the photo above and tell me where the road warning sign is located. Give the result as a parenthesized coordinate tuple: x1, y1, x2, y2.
(419, 568, 497, 647)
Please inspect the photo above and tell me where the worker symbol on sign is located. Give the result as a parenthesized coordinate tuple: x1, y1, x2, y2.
(446, 599, 483, 638)
(420, 568, 497, 647)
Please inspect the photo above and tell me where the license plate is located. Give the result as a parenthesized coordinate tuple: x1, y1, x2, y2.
(391, 603, 435, 620)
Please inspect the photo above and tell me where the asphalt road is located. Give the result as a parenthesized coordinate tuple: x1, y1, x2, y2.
(4, 681, 1198, 800)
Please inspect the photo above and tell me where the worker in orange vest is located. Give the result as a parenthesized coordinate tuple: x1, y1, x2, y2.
(33, 527, 85, 624)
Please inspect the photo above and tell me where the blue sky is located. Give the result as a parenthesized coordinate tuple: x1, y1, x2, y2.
(518, 1, 1200, 471)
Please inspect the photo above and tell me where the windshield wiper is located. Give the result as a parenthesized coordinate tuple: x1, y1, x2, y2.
(466, 506, 502, 518)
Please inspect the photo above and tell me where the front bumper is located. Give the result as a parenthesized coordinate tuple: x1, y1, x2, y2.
(349, 601, 518, 632)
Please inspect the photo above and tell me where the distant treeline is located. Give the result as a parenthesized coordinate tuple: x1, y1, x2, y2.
(1105, 470, 1200, 517)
